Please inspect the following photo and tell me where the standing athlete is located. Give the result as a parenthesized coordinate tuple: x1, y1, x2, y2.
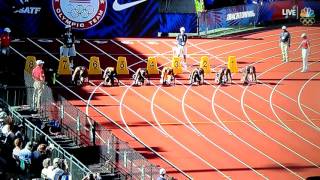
(61, 25, 76, 68)
(176, 27, 188, 69)
(279, 26, 291, 63)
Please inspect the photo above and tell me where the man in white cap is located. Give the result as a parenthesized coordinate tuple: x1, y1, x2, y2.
(279, 26, 291, 63)
(296, 33, 311, 72)
(157, 168, 166, 180)
(32, 60, 45, 111)
(176, 27, 188, 69)
(61, 25, 76, 68)
(0, 27, 11, 56)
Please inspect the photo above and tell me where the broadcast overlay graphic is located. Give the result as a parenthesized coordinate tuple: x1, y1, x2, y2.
(300, 7, 316, 26)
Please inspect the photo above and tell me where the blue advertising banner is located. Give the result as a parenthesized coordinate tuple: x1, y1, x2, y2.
(199, 0, 319, 32)
(199, 4, 258, 32)
(0, 0, 159, 38)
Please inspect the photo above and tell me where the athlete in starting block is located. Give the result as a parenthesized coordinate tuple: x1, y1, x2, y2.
(160, 67, 175, 86)
(71, 66, 88, 86)
(242, 65, 257, 85)
(133, 68, 150, 86)
(103, 67, 118, 86)
(189, 67, 204, 85)
(215, 67, 232, 85)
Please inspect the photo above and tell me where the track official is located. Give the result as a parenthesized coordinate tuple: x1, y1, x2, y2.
(279, 26, 291, 63)
(32, 60, 45, 111)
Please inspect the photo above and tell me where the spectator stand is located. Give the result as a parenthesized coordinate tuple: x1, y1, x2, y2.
(0, 98, 92, 179)
(0, 72, 173, 179)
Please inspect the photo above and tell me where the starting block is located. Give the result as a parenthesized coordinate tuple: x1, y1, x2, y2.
(57, 56, 72, 75)
(146, 57, 159, 74)
(227, 56, 238, 73)
(200, 56, 211, 74)
(116, 56, 129, 74)
(88, 56, 102, 75)
(25, 56, 36, 74)
(171, 56, 183, 75)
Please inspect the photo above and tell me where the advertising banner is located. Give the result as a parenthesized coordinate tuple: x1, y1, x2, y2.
(199, 4, 258, 32)
(199, 0, 319, 33)
(0, 0, 159, 38)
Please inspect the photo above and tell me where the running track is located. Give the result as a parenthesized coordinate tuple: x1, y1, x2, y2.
(10, 26, 320, 179)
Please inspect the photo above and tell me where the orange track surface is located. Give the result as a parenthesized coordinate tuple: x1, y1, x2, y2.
(11, 26, 320, 179)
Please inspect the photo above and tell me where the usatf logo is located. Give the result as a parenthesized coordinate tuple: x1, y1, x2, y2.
(52, 0, 107, 29)
(12, 0, 42, 14)
(300, 7, 316, 26)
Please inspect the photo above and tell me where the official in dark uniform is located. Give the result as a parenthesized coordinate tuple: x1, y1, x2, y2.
(279, 26, 291, 63)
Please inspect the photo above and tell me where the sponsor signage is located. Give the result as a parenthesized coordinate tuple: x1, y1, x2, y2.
(52, 0, 107, 29)
(12, 0, 42, 14)
(300, 7, 316, 26)
(226, 10, 256, 21)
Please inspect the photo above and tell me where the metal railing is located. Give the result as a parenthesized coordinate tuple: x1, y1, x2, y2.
(0, 72, 176, 179)
(0, 98, 92, 179)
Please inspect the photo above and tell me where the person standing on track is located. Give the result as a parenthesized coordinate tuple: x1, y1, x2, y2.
(61, 25, 76, 69)
(296, 33, 311, 72)
(0, 27, 11, 56)
(279, 26, 291, 63)
(0, 27, 11, 73)
(176, 27, 188, 69)
(32, 60, 45, 111)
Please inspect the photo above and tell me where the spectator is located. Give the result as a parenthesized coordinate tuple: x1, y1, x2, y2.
(3, 124, 15, 150)
(14, 124, 27, 145)
(32, 60, 45, 111)
(59, 159, 71, 180)
(1, 116, 13, 136)
(0, 108, 7, 128)
(47, 157, 65, 180)
(41, 158, 52, 179)
(82, 173, 101, 180)
(12, 138, 23, 160)
(157, 168, 167, 180)
(18, 141, 33, 164)
(32, 144, 47, 177)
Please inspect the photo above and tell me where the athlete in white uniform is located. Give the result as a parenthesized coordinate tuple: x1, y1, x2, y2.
(176, 27, 188, 69)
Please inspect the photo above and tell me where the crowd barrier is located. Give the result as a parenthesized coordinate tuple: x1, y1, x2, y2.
(0, 72, 175, 179)
(0, 98, 92, 179)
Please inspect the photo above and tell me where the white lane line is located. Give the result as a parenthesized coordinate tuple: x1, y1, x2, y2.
(269, 59, 320, 132)
(180, 85, 268, 179)
(154, 37, 320, 166)
(138, 39, 313, 176)
(211, 82, 305, 179)
(150, 86, 232, 180)
(23, 38, 188, 178)
(298, 72, 320, 130)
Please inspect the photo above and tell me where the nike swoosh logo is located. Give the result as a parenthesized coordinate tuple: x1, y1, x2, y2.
(113, 0, 147, 11)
